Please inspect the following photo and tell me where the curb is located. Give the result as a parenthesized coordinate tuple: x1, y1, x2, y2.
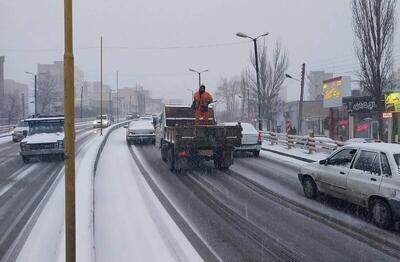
(261, 147, 315, 163)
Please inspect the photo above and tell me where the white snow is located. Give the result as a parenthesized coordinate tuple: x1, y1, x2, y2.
(262, 140, 328, 162)
(95, 128, 203, 262)
(128, 119, 154, 130)
(0, 134, 12, 145)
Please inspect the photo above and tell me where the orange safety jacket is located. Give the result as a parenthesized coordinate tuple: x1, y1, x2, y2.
(193, 91, 213, 112)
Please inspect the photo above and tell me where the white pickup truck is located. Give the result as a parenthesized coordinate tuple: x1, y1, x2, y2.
(19, 116, 65, 163)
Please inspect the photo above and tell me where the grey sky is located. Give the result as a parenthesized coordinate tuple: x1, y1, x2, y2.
(1, 0, 399, 102)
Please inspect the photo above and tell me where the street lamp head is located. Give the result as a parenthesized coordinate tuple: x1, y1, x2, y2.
(285, 74, 293, 79)
(257, 32, 269, 38)
(202, 69, 209, 73)
(236, 32, 250, 39)
(189, 68, 197, 73)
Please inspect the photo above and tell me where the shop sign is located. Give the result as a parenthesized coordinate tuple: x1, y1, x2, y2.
(356, 123, 369, 132)
(383, 112, 393, 118)
(339, 119, 349, 126)
(385, 92, 400, 112)
(323, 76, 352, 108)
(343, 96, 377, 114)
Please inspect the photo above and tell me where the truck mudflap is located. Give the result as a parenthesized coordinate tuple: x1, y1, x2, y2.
(214, 149, 234, 170)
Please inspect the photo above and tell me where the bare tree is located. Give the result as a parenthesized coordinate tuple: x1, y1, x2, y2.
(37, 75, 60, 114)
(215, 76, 240, 121)
(352, 0, 397, 139)
(4, 93, 21, 124)
(249, 40, 289, 130)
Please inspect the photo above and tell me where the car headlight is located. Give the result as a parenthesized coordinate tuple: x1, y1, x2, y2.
(93, 121, 97, 125)
(12, 130, 15, 134)
(20, 142, 29, 151)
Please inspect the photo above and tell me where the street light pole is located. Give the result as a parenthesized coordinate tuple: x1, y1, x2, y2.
(189, 68, 208, 88)
(100, 36, 103, 136)
(285, 63, 306, 135)
(116, 71, 119, 123)
(34, 75, 37, 115)
(64, 0, 76, 260)
(80, 84, 84, 119)
(236, 32, 269, 131)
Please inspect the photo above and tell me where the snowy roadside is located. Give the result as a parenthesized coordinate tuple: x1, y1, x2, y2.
(95, 128, 203, 262)
(262, 140, 329, 163)
(16, 122, 128, 262)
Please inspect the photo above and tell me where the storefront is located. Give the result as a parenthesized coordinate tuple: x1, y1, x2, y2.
(343, 96, 380, 140)
(385, 92, 400, 143)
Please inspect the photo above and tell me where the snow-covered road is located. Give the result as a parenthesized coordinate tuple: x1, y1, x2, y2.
(94, 128, 203, 262)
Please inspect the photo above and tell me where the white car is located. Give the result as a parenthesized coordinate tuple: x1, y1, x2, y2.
(12, 120, 29, 142)
(223, 122, 261, 157)
(298, 143, 400, 229)
(20, 116, 65, 163)
(125, 119, 155, 145)
(93, 115, 112, 128)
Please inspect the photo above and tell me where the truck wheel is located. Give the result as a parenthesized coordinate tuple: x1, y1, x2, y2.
(168, 146, 175, 171)
(253, 150, 260, 157)
(370, 198, 393, 229)
(161, 144, 168, 162)
(302, 176, 318, 199)
(22, 156, 30, 164)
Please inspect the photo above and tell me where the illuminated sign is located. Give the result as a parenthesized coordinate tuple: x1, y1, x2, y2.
(343, 96, 377, 114)
(383, 112, 393, 118)
(385, 92, 400, 112)
(322, 76, 351, 108)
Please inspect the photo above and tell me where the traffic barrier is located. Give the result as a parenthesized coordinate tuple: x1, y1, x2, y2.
(307, 136, 316, 154)
(287, 134, 294, 149)
(269, 132, 278, 145)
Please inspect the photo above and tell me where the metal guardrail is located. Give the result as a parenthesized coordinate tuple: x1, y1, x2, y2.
(263, 131, 344, 154)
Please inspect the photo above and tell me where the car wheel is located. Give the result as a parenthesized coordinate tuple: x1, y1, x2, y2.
(302, 176, 318, 199)
(370, 198, 393, 229)
(253, 150, 260, 157)
(22, 156, 30, 164)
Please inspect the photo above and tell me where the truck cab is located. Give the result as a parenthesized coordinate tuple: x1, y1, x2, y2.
(19, 115, 65, 163)
(156, 105, 242, 171)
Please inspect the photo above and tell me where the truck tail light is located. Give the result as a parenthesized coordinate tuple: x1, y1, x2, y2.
(257, 132, 262, 143)
(178, 151, 189, 158)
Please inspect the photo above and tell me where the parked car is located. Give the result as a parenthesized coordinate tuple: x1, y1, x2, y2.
(298, 143, 400, 229)
(125, 118, 156, 145)
(223, 122, 261, 157)
(12, 120, 29, 142)
(19, 115, 65, 163)
(93, 115, 112, 128)
(344, 138, 378, 145)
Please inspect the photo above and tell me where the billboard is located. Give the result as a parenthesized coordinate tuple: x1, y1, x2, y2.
(343, 96, 377, 114)
(322, 76, 351, 108)
(385, 92, 400, 112)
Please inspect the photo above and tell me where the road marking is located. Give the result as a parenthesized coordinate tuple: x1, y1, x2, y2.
(0, 165, 37, 198)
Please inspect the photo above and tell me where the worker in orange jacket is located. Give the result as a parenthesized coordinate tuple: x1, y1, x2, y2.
(192, 84, 213, 126)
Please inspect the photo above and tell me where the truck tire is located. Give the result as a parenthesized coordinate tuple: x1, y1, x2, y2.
(22, 156, 30, 164)
(215, 150, 233, 170)
(161, 142, 168, 162)
(168, 146, 176, 171)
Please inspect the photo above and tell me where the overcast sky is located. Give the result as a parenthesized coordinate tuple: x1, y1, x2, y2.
(1, 0, 399, 102)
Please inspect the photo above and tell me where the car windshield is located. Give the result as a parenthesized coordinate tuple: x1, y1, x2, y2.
(241, 123, 257, 132)
(96, 115, 107, 119)
(29, 121, 64, 135)
(17, 121, 28, 127)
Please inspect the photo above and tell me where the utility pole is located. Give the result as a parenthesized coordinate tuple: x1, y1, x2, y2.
(198, 72, 201, 88)
(100, 36, 103, 136)
(116, 71, 119, 123)
(21, 93, 25, 118)
(34, 74, 37, 115)
(109, 89, 112, 115)
(129, 95, 132, 113)
(253, 39, 262, 131)
(298, 63, 305, 135)
(80, 84, 84, 119)
(63, 0, 76, 260)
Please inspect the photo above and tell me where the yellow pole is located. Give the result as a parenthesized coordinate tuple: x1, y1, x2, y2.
(100, 36, 103, 136)
(63, 0, 76, 261)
